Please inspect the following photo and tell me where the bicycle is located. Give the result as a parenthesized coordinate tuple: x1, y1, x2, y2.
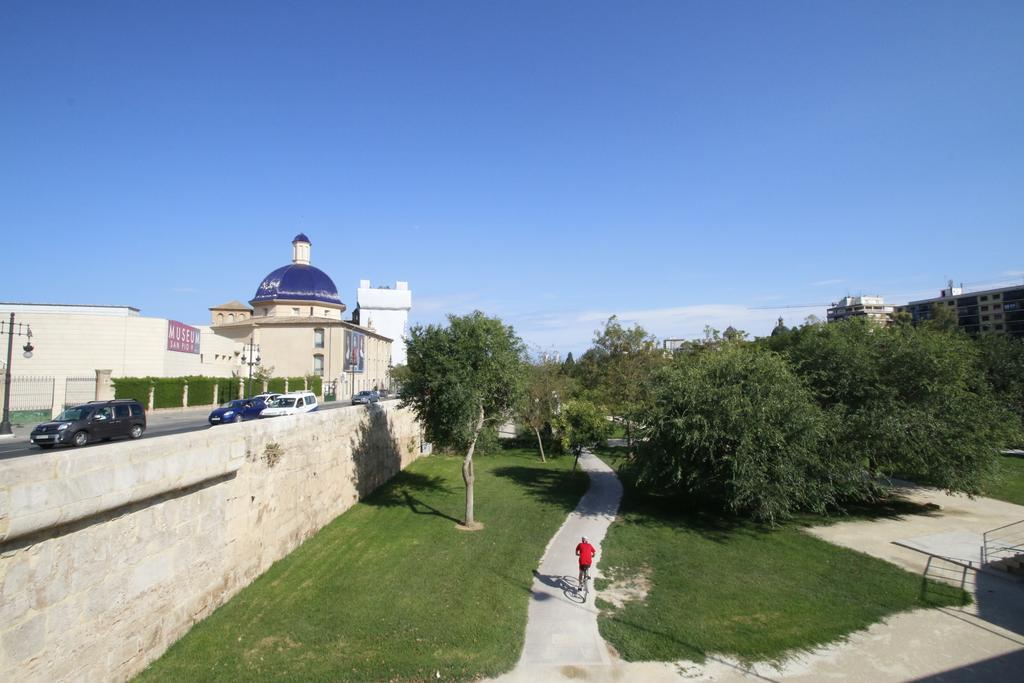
(577, 566, 591, 601)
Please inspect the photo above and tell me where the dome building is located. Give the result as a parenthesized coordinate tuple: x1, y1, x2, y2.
(210, 234, 393, 396)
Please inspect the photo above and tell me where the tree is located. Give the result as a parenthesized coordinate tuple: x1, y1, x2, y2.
(585, 316, 665, 452)
(401, 311, 527, 527)
(554, 399, 611, 471)
(783, 318, 1022, 495)
(518, 357, 572, 462)
(634, 344, 844, 524)
(975, 333, 1024, 426)
(562, 352, 576, 374)
(925, 302, 960, 332)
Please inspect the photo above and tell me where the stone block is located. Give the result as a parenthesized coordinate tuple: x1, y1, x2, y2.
(1, 611, 45, 664)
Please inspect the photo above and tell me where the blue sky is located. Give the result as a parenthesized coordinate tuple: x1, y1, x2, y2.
(2, 1, 1022, 355)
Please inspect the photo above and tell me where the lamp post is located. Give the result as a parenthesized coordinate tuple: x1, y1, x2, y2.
(240, 337, 261, 396)
(1, 313, 36, 435)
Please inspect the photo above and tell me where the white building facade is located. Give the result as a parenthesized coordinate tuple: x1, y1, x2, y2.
(355, 280, 412, 366)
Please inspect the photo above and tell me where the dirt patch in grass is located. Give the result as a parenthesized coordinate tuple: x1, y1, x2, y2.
(600, 565, 651, 609)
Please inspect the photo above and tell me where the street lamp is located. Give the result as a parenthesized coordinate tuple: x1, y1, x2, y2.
(240, 337, 261, 396)
(1, 313, 36, 435)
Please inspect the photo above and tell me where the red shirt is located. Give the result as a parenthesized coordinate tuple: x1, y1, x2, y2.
(576, 542, 595, 565)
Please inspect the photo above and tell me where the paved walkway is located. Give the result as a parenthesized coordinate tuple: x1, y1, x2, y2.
(491, 457, 1024, 682)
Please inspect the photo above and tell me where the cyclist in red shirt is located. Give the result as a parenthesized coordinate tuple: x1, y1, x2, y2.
(576, 536, 596, 589)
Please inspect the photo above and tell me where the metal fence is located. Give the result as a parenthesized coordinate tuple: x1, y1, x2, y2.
(5, 375, 55, 424)
(9, 375, 54, 411)
(64, 375, 95, 407)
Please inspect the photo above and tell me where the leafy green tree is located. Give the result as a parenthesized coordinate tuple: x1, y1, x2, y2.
(562, 351, 576, 374)
(554, 399, 611, 471)
(784, 318, 1021, 494)
(634, 344, 845, 524)
(584, 316, 665, 452)
(926, 302, 960, 333)
(401, 311, 527, 527)
(518, 357, 572, 461)
(975, 333, 1024, 426)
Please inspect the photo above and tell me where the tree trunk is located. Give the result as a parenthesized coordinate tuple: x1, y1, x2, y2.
(534, 426, 546, 462)
(462, 405, 486, 525)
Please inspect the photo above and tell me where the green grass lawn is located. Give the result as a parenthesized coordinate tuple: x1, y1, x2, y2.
(592, 448, 970, 665)
(985, 453, 1024, 506)
(138, 448, 586, 682)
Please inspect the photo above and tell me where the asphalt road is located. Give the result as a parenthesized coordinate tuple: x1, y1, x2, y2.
(0, 399, 371, 461)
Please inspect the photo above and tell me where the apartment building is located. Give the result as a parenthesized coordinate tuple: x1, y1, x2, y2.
(897, 281, 1024, 338)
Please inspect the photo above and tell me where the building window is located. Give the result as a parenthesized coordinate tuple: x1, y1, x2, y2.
(310, 306, 314, 316)
(228, 313, 235, 322)
(981, 296, 988, 301)
(262, 307, 269, 316)
(217, 313, 224, 324)
(994, 293, 1002, 299)
(324, 309, 330, 317)
(981, 305, 989, 311)
(313, 354, 324, 376)
(982, 315, 990, 321)
(292, 307, 300, 316)
(996, 324, 1004, 330)
(314, 328, 325, 348)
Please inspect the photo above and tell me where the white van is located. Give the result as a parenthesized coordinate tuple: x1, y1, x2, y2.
(260, 391, 319, 418)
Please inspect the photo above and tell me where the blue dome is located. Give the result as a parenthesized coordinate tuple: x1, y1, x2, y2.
(252, 264, 342, 305)
(292, 233, 311, 244)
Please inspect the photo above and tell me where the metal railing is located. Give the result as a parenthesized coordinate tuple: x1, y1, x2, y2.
(982, 519, 1024, 565)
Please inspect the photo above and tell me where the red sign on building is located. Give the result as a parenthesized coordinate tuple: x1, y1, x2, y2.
(167, 320, 201, 354)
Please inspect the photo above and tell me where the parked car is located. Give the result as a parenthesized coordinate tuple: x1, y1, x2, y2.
(29, 399, 146, 449)
(352, 390, 380, 405)
(251, 393, 281, 405)
(208, 398, 268, 425)
(260, 391, 319, 417)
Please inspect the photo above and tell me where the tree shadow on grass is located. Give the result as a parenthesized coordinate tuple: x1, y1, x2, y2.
(490, 465, 589, 513)
(362, 470, 456, 512)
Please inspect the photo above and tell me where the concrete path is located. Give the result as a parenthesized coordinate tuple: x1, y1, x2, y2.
(491, 450, 627, 682)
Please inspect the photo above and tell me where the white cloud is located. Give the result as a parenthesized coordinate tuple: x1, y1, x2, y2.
(1004, 270, 1024, 278)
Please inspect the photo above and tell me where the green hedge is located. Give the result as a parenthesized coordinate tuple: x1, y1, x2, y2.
(112, 374, 324, 409)
(186, 377, 217, 406)
(153, 378, 186, 408)
(112, 377, 153, 403)
(114, 376, 247, 408)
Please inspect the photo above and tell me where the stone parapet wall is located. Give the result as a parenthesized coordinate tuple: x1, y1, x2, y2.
(0, 402, 424, 682)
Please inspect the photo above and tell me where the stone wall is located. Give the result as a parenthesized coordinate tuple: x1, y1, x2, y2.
(0, 402, 424, 682)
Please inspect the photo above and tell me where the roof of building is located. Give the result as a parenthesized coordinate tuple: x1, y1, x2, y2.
(209, 299, 252, 311)
(293, 233, 311, 244)
(251, 264, 342, 306)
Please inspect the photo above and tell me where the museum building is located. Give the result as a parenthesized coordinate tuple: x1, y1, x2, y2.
(209, 233, 393, 396)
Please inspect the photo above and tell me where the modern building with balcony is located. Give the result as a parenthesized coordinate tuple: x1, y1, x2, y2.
(826, 296, 894, 324)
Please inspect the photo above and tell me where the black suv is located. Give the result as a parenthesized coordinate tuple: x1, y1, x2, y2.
(30, 400, 147, 449)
